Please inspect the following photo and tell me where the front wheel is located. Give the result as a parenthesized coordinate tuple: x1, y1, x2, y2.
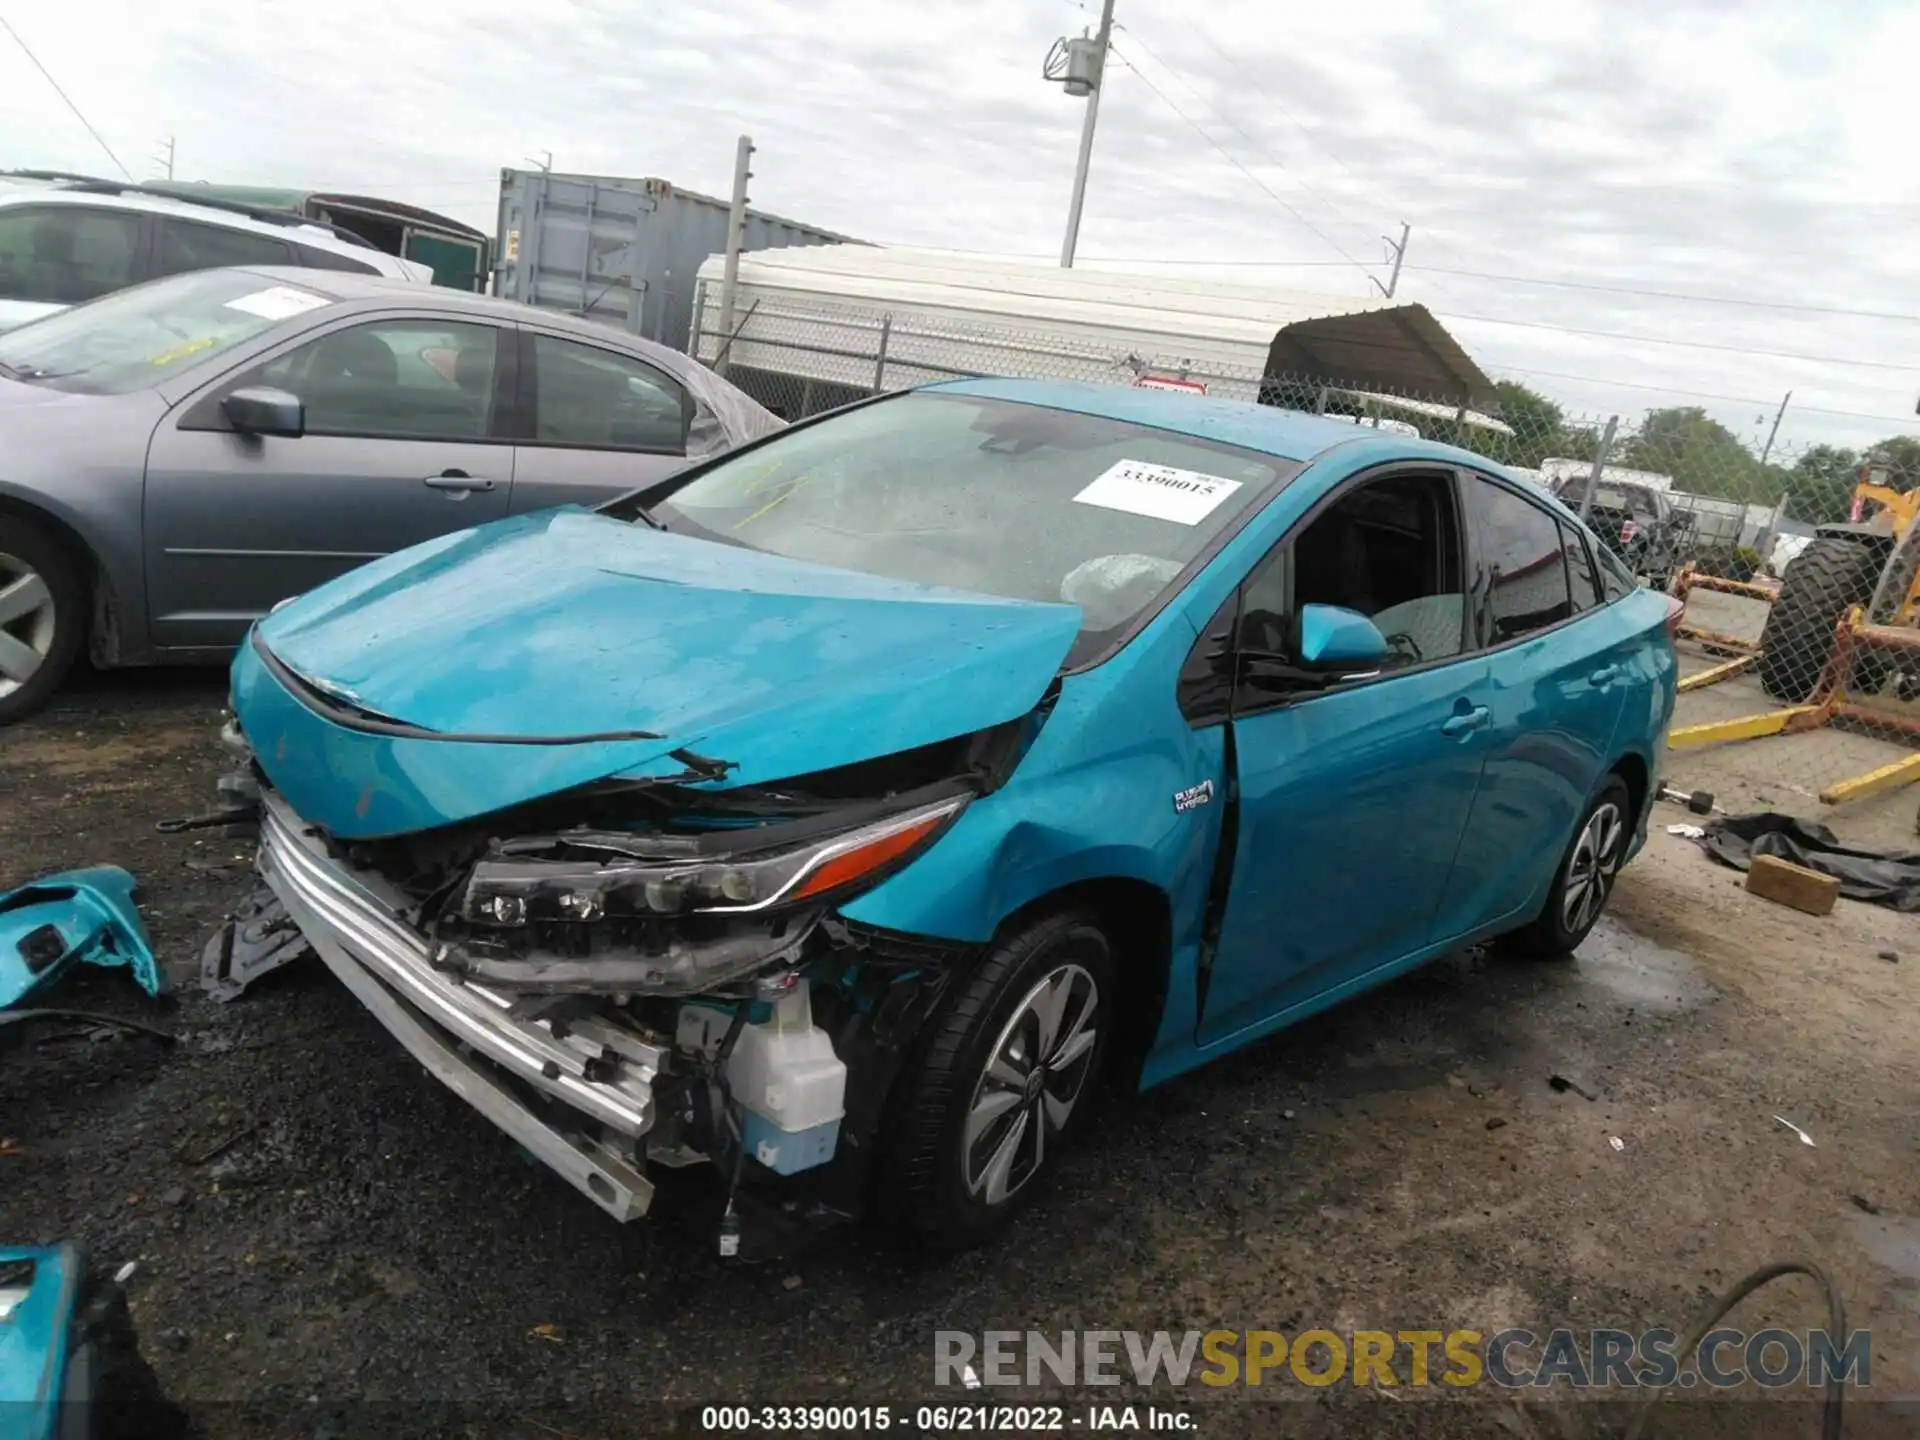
(877, 908, 1114, 1251)
(1511, 775, 1632, 956)
(0, 516, 87, 725)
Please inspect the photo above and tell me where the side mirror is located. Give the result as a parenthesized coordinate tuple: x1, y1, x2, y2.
(222, 387, 304, 439)
(1298, 603, 1389, 669)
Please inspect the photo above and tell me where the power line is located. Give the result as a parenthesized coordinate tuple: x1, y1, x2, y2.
(1442, 309, 1920, 373)
(1113, 23, 1381, 253)
(1482, 360, 1920, 428)
(0, 16, 131, 180)
(1102, 36, 1378, 283)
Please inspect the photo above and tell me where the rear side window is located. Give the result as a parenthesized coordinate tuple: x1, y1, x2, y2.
(1560, 521, 1601, 613)
(295, 243, 380, 275)
(1594, 540, 1637, 601)
(153, 219, 294, 277)
(0, 205, 140, 304)
(531, 333, 689, 452)
(1469, 477, 1573, 644)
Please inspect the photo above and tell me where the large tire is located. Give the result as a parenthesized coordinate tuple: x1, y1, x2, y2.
(1509, 774, 1632, 958)
(1756, 537, 1882, 703)
(0, 514, 86, 725)
(877, 907, 1115, 1252)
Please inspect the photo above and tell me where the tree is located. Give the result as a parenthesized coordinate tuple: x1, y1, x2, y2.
(1786, 444, 1859, 526)
(1621, 406, 1783, 505)
(1486, 380, 1566, 468)
(1864, 435, 1920, 488)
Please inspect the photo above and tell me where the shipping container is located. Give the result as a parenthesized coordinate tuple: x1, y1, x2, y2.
(492, 168, 857, 349)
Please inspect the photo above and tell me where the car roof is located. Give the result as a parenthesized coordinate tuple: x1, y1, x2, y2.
(0, 186, 377, 261)
(929, 376, 1491, 467)
(224, 266, 694, 351)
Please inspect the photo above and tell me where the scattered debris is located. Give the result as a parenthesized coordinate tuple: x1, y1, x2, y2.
(158, 1187, 187, 1207)
(181, 1121, 257, 1167)
(199, 884, 311, 1002)
(0, 1138, 19, 1157)
(1608, 1136, 1625, 1152)
(1851, 1194, 1881, 1215)
(1548, 1074, 1597, 1101)
(0, 1010, 175, 1045)
(1485, 1117, 1508, 1132)
(1665, 823, 1706, 839)
(1281, 1108, 1295, 1121)
(1878, 950, 1900, 964)
(782, 1274, 803, 1291)
(1, 866, 160, 1009)
(1698, 813, 1920, 911)
(1771, 1114, 1816, 1148)
(528, 1322, 565, 1343)
(1745, 853, 1841, 916)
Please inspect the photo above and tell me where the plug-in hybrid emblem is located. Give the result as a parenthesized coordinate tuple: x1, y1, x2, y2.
(1172, 779, 1214, 813)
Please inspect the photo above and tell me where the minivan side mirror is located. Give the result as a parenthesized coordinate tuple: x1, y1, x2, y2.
(1298, 603, 1389, 669)
(223, 387, 304, 439)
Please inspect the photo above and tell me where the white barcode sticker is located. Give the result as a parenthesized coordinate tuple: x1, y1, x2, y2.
(1071, 459, 1242, 526)
(223, 286, 330, 321)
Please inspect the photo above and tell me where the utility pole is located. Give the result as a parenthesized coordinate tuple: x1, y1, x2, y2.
(1375, 222, 1410, 298)
(1579, 416, 1620, 523)
(1758, 389, 1791, 466)
(527, 150, 553, 173)
(1059, 0, 1116, 268)
(155, 136, 175, 181)
(715, 134, 754, 378)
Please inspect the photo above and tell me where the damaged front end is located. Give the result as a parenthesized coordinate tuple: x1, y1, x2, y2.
(246, 723, 1020, 1239)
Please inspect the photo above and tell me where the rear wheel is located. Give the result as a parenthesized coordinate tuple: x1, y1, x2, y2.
(878, 907, 1114, 1252)
(1756, 536, 1882, 703)
(0, 515, 86, 725)
(1511, 775, 1631, 957)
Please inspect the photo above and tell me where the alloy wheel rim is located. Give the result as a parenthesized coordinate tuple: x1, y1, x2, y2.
(963, 961, 1101, 1207)
(1561, 801, 1624, 933)
(0, 551, 56, 702)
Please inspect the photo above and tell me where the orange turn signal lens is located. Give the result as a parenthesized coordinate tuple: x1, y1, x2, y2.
(790, 812, 952, 901)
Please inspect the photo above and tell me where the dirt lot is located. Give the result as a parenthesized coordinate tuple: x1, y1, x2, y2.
(3, 666, 1918, 1439)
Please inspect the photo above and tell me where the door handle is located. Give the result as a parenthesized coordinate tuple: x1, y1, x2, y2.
(1440, 705, 1491, 738)
(423, 469, 496, 493)
(1589, 665, 1620, 687)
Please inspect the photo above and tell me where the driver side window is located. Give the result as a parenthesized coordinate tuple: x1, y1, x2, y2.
(1237, 471, 1467, 691)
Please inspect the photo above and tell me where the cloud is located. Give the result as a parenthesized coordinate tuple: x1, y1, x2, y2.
(1, 0, 1915, 452)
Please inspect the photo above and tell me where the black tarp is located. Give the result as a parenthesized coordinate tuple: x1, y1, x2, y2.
(1699, 812, 1920, 912)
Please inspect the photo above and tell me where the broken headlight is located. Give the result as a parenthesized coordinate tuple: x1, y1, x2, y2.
(457, 793, 969, 928)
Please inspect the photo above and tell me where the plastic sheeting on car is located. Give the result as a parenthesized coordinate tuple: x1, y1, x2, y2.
(1698, 812, 1920, 912)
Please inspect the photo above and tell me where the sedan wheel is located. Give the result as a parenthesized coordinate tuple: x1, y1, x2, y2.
(0, 550, 59, 702)
(1560, 801, 1624, 934)
(879, 908, 1116, 1251)
(1511, 773, 1634, 956)
(962, 963, 1101, 1207)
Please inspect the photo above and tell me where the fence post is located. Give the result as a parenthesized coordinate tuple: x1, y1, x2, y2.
(1579, 415, 1620, 524)
(1314, 384, 1330, 415)
(715, 134, 754, 378)
(873, 312, 893, 393)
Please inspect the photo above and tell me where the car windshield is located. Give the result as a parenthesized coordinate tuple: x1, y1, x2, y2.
(0, 269, 333, 395)
(653, 391, 1297, 652)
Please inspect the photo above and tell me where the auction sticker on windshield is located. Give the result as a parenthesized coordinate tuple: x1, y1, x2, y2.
(1072, 460, 1242, 526)
(224, 286, 330, 321)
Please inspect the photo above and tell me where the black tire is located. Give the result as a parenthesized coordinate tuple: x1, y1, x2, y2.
(0, 514, 87, 726)
(877, 907, 1115, 1252)
(1510, 774, 1632, 957)
(1756, 537, 1881, 703)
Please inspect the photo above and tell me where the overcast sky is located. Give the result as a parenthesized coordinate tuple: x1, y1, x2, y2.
(3, 0, 1917, 456)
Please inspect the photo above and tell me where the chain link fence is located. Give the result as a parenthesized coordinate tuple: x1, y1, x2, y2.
(689, 291, 1920, 846)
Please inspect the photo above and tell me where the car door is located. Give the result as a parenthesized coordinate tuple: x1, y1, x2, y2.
(1432, 473, 1631, 936)
(509, 329, 694, 513)
(1197, 467, 1494, 1047)
(142, 314, 516, 648)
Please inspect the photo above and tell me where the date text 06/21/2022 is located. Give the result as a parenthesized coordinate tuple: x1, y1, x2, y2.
(698, 1404, 1196, 1432)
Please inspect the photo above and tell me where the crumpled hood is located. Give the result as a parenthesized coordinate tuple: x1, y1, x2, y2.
(237, 509, 1082, 838)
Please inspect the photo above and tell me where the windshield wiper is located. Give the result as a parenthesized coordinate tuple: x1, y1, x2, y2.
(631, 502, 668, 531)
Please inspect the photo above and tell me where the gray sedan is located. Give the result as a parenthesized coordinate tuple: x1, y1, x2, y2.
(0, 266, 781, 722)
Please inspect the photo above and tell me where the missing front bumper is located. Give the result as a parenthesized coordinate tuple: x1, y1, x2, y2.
(257, 792, 663, 1221)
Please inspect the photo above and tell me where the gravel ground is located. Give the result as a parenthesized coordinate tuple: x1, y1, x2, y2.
(3, 666, 1918, 1439)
